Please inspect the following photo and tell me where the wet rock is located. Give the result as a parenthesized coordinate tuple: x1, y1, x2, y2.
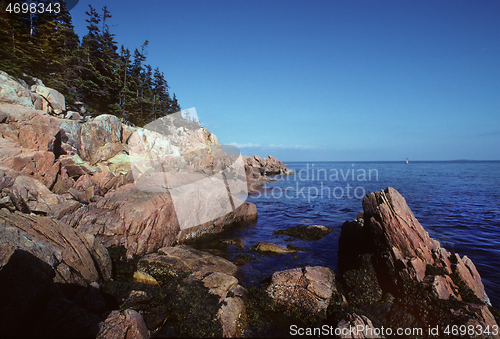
(133, 271, 159, 286)
(273, 224, 333, 240)
(139, 245, 237, 277)
(254, 242, 297, 254)
(266, 266, 338, 314)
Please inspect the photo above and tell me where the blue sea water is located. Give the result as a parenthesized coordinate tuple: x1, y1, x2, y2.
(226, 161, 500, 308)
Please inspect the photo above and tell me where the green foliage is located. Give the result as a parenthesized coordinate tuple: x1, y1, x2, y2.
(0, 0, 180, 126)
(273, 225, 333, 240)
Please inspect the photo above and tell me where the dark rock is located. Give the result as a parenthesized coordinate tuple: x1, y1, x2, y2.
(273, 224, 333, 240)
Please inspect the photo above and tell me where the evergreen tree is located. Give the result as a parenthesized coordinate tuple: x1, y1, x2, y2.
(0, 1, 180, 124)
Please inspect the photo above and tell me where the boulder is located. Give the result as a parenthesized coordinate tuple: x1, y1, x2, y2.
(0, 71, 34, 108)
(18, 114, 62, 152)
(32, 85, 66, 115)
(11, 151, 60, 190)
(139, 245, 237, 277)
(0, 210, 111, 286)
(254, 242, 297, 254)
(61, 179, 257, 258)
(339, 187, 491, 304)
(266, 266, 338, 314)
(338, 187, 499, 334)
(80, 114, 123, 161)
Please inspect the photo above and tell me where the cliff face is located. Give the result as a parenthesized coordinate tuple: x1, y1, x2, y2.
(0, 70, 261, 259)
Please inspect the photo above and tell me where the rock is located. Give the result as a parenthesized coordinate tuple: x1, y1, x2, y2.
(137, 245, 246, 337)
(242, 154, 293, 194)
(338, 187, 499, 334)
(266, 266, 338, 314)
(122, 290, 152, 308)
(65, 111, 81, 120)
(59, 154, 98, 178)
(336, 313, 381, 339)
(222, 238, 244, 248)
(139, 245, 237, 277)
(11, 151, 60, 190)
(273, 225, 333, 240)
(0, 210, 111, 286)
(97, 309, 150, 339)
(254, 242, 297, 254)
(18, 114, 61, 152)
(132, 271, 159, 286)
(0, 71, 34, 108)
(423, 275, 460, 300)
(32, 85, 66, 115)
(91, 142, 128, 166)
(141, 307, 169, 331)
(0, 248, 106, 337)
(339, 187, 491, 304)
(61, 182, 257, 258)
(80, 114, 123, 162)
(11, 175, 60, 214)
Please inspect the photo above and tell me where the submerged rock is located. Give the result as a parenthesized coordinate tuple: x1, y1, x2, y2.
(273, 224, 333, 240)
(253, 242, 298, 254)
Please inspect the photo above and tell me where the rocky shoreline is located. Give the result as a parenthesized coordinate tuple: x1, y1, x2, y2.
(1, 70, 499, 338)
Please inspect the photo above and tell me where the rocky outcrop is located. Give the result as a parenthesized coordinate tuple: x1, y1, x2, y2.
(0, 210, 111, 286)
(338, 187, 499, 334)
(266, 266, 338, 314)
(243, 154, 293, 193)
(61, 183, 256, 258)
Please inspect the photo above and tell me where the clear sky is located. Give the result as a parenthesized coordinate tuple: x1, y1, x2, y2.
(70, 0, 500, 161)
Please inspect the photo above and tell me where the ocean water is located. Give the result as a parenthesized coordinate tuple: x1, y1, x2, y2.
(225, 161, 500, 308)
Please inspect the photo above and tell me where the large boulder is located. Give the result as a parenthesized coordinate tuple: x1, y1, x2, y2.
(338, 187, 498, 333)
(0, 210, 111, 286)
(0, 71, 34, 108)
(339, 187, 489, 302)
(80, 114, 123, 162)
(32, 84, 66, 115)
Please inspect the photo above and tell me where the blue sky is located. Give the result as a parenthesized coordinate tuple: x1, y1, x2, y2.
(70, 0, 500, 161)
